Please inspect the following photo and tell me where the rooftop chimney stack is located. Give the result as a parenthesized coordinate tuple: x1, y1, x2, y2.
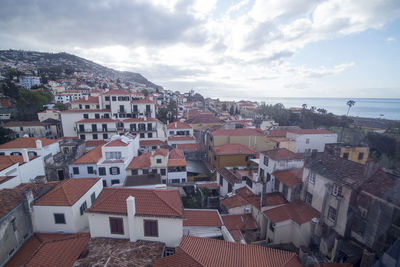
(22, 149, 29, 162)
(35, 140, 42, 149)
(126, 196, 137, 242)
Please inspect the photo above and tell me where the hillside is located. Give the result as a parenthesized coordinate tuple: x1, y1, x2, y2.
(0, 50, 162, 89)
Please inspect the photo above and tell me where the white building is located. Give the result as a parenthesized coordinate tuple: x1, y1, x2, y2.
(0, 137, 60, 158)
(0, 152, 46, 189)
(183, 209, 223, 239)
(32, 178, 103, 233)
(19, 76, 40, 89)
(258, 148, 304, 193)
(286, 129, 338, 153)
(69, 134, 139, 187)
(123, 117, 159, 139)
(167, 149, 187, 184)
(60, 109, 111, 137)
(87, 187, 184, 247)
(75, 118, 119, 141)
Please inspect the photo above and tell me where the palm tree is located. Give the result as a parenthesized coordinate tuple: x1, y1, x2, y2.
(346, 100, 355, 116)
(302, 103, 307, 109)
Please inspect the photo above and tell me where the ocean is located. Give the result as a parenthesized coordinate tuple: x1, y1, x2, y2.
(251, 97, 400, 121)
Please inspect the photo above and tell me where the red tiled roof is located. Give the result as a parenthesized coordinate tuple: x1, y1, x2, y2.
(221, 214, 257, 230)
(288, 129, 334, 135)
(76, 118, 118, 124)
(154, 235, 301, 267)
(73, 145, 103, 164)
(267, 130, 289, 137)
(167, 121, 192, 129)
(221, 194, 248, 210)
(88, 188, 184, 218)
(273, 169, 303, 187)
(186, 114, 222, 124)
(211, 128, 265, 137)
(103, 89, 130, 95)
(128, 152, 151, 169)
(106, 139, 129, 147)
(176, 143, 199, 151)
(140, 139, 167, 147)
(183, 209, 222, 227)
(264, 200, 320, 225)
(223, 187, 286, 210)
(5, 233, 90, 267)
(262, 148, 303, 161)
(168, 149, 187, 167)
(154, 148, 169, 157)
(168, 136, 196, 141)
(71, 96, 99, 104)
(3, 121, 50, 127)
(0, 155, 35, 171)
(85, 140, 107, 147)
(123, 117, 158, 122)
(61, 109, 110, 113)
(214, 143, 257, 156)
(35, 178, 100, 206)
(0, 183, 58, 218)
(0, 137, 58, 149)
(229, 229, 244, 242)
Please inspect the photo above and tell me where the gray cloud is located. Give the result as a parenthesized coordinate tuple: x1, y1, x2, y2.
(0, 0, 206, 49)
(243, 21, 283, 51)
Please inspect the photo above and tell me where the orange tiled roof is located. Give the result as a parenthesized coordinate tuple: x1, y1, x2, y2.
(71, 96, 99, 104)
(213, 143, 257, 156)
(154, 235, 301, 267)
(221, 214, 257, 230)
(267, 130, 289, 137)
(88, 188, 184, 218)
(128, 152, 151, 169)
(211, 128, 265, 137)
(168, 136, 196, 141)
(140, 139, 167, 147)
(0, 155, 34, 171)
(167, 121, 192, 129)
(183, 209, 222, 227)
(221, 194, 248, 210)
(73, 145, 103, 164)
(105, 139, 129, 147)
(273, 169, 303, 187)
(176, 143, 198, 151)
(35, 178, 100, 206)
(262, 148, 303, 161)
(5, 233, 90, 267)
(0, 137, 58, 149)
(85, 140, 107, 147)
(61, 109, 110, 113)
(154, 148, 169, 157)
(264, 200, 320, 225)
(197, 183, 219, 190)
(103, 89, 130, 95)
(168, 149, 186, 167)
(131, 99, 155, 104)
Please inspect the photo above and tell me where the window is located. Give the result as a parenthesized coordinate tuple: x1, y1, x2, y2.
(112, 96, 117, 101)
(80, 135, 85, 140)
(308, 172, 316, 184)
(172, 179, 180, 183)
(73, 167, 80, 175)
(306, 138, 310, 144)
(332, 184, 342, 196)
(83, 114, 89, 119)
(358, 152, 364, 160)
(111, 179, 120, 185)
(156, 159, 162, 164)
(79, 104, 82, 109)
(160, 169, 166, 175)
(132, 169, 138, 175)
(274, 179, 280, 191)
(91, 192, 96, 205)
(95, 114, 100, 119)
(103, 133, 108, 139)
(105, 96, 110, 101)
(109, 217, 124, 234)
(343, 152, 349, 159)
(80, 201, 87, 215)
(104, 113, 110, 118)
(152, 169, 157, 174)
(92, 134, 98, 140)
(106, 105, 111, 109)
(102, 180, 107, 187)
(28, 151, 37, 156)
(282, 184, 288, 199)
(143, 169, 149, 174)
(263, 156, 269, 166)
(219, 175, 223, 186)
(106, 152, 122, 160)
(328, 206, 337, 222)
(148, 133, 153, 138)
(85, 105, 90, 109)
(87, 166, 94, 174)
(305, 192, 313, 205)
(144, 220, 158, 237)
(140, 133, 145, 138)
(99, 167, 106, 175)
(54, 213, 66, 224)
(110, 167, 120, 175)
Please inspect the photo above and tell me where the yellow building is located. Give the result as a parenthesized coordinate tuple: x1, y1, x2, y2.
(325, 143, 369, 165)
(268, 137, 296, 153)
(211, 143, 257, 168)
(186, 114, 223, 131)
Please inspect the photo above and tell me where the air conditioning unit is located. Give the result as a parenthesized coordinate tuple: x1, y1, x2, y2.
(244, 207, 251, 214)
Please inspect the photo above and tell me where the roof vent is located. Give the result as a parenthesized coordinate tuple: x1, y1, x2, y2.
(23, 134, 29, 138)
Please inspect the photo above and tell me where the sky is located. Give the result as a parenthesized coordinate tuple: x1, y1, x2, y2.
(1, 0, 400, 100)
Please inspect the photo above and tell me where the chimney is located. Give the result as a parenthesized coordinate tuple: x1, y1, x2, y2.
(22, 149, 29, 162)
(35, 140, 42, 149)
(126, 196, 137, 242)
(144, 117, 147, 121)
(175, 122, 177, 128)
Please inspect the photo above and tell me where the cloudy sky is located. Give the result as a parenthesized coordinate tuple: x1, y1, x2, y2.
(1, 0, 400, 99)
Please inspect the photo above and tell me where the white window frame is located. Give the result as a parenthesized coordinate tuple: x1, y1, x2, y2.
(332, 184, 342, 196)
(308, 172, 316, 184)
(106, 151, 122, 160)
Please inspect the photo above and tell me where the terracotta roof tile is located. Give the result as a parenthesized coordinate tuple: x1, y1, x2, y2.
(211, 128, 265, 137)
(264, 200, 320, 225)
(131, 99, 155, 104)
(263, 148, 303, 161)
(168, 136, 196, 141)
(176, 143, 199, 151)
(73, 145, 103, 164)
(128, 152, 151, 169)
(267, 130, 289, 137)
(154, 148, 169, 157)
(273, 169, 303, 187)
(85, 140, 107, 147)
(221, 214, 257, 230)
(5, 233, 90, 267)
(217, 168, 241, 185)
(154, 235, 301, 267)
(0, 183, 57, 218)
(168, 149, 187, 167)
(61, 109, 110, 113)
(140, 139, 167, 147)
(88, 188, 184, 218)
(221, 194, 248, 210)
(0, 137, 58, 149)
(35, 178, 100, 206)
(105, 139, 129, 147)
(197, 183, 219, 190)
(0, 155, 35, 171)
(103, 89, 130, 95)
(167, 121, 192, 129)
(71, 96, 99, 104)
(183, 209, 222, 227)
(186, 114, 222, 124)
(214, 143, 257, 156)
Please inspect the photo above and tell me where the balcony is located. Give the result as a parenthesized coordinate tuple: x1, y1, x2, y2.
(77, 128, 118, 133)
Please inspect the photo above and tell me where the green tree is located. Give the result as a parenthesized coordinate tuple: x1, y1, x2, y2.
(346, 100, 355, 116)
(229, 105, 235, 115)
(54, 102, 69, 111)
(142, 89, 149, 97)
(16, 89, 52, 120)
(0, 127, 14, 144)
